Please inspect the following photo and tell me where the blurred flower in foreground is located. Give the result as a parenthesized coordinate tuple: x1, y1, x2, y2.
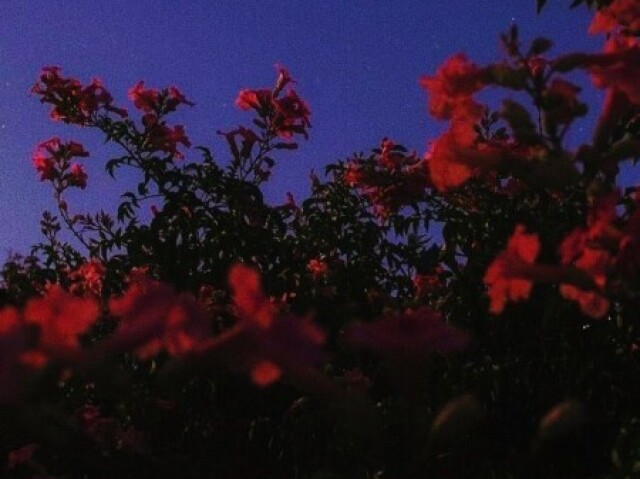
(344, 306, 469, 361)
(484, 224, 540, 314)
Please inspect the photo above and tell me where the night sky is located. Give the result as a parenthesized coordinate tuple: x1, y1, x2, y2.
(0, 1, 604, 256)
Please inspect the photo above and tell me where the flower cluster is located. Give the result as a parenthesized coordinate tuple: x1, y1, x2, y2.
(141, 113, 192, 159)
(235, 66, 311, 140)
(32, 137, 90, 188)
(342, 138, 428, 217)
(128, 82, 195, 159)
(31, 66, 127, 124)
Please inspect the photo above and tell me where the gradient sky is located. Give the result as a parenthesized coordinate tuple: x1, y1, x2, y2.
(0, 1, 606, 256)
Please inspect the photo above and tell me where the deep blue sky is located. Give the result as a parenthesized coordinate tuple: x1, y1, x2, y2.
(0, 1, 604, 255)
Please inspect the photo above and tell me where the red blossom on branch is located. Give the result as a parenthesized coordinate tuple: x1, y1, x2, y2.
(32, 137, 90, 185)
(67, 163, 88, 189)
(128, 81, 160, 112)
(235, 66, 311, 140)
(31, 66, 127, 124)
(128, 82, 194, 113)
(142, 114, 191, 159)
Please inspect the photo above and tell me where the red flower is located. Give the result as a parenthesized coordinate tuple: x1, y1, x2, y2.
(143, 115, 191, 159)
(420, 53, 486, 120)
(128, 81, 160, 112)
(22, 285, 99, 365)
(307, 259, 329, 279)
(108, 279, 209, 359)
(32, 67, 126, 123)
(484, 225, 540, 314)
(223, 264, 326, 387)
(166, 86, 195, 111)
(32, 152, 56, 181)
(426, 131, 476, 192)
(68, 163, 88, 188)
(527, 56, 549, 78)
(251, 359, 282, 387)
(235, 66, 311, 140)
(32, 138, 90, 184)
(67, 258, 105, 297)
(590, 36, 640, 104)
(228, 263, 274, 328)
(559, 284, 610, 319)
(413, 266, 445, 298)
(589, 0, 640, 34)
(273, 89, 311, 139)
(556, 195, 620, 319)
(343, 162, 362, 187)
(235, 89, 273, 112)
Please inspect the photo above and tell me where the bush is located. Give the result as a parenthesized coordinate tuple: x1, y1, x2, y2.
(2, 1, 640, 477)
